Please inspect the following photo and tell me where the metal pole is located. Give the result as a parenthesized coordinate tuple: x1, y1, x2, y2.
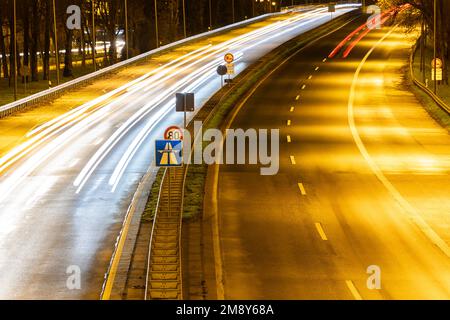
(92, 0, 96, 71)
(125, 0, 129, 59)
(154, 0, 159, 47)
(209, 0, 213, 30)
(52, 0, 60, 85)
(182, 0, 187, 38)
(232, 0, 235, 23)
(433, 0, 437, 94)
(13, 0, 17, 100)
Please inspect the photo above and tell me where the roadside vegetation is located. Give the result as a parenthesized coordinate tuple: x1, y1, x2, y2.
(377, 1, 449, 129)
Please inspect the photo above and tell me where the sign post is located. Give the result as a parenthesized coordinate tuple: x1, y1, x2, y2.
(155, 138, 183, 217)
(328, 3, 335, 19)
(224, 53, 235, 84)
(217, 65, 227, 87)
(176, 92, 195, 130)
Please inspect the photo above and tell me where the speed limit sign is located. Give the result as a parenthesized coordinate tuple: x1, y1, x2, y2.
(224, 53, 234, 64)
(164, 126, 184, 141)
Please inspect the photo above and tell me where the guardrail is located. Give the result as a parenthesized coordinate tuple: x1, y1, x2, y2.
(410, 37, 450, 114)
(0, 11, 291, 119)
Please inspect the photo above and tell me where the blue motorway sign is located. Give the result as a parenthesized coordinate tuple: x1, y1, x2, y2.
(155, 140, 183, 167)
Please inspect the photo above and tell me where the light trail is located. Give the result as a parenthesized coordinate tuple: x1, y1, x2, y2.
(74, 8, 334, 193)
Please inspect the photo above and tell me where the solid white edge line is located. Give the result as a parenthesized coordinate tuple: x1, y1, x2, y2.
(347, 25, 450, 258)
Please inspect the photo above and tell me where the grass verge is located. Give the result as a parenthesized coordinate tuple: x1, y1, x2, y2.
(141, 168, 164, 222)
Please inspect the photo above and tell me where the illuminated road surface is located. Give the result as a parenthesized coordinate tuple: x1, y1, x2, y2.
(217, 19, 450, 299)
(0, 5, 357, 299)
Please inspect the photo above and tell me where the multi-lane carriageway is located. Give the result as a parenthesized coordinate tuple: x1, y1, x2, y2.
(0, 4, 358, 299)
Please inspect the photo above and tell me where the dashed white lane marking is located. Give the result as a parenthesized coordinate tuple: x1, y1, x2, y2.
(315, 66, 320, 71)
(290, 106, 295, 112)
(295, 95, 300, 101)
(308, 75, 313, 80)
(298, 183, 307, 196)
(346, 280, 363, 300)
(323, 58, 327, 62)
(287, 135, 292, 143)
(287, 120, 291, 126)
(315, 222, 327, 240)
(301, 84, 306, 90)
(290, 156, 296, 165)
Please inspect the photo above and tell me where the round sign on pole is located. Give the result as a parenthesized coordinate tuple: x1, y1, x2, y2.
(164, 126, 184, 141)
(217, 65, 227, 76)
(224, 53, 234, 64)
(432, 58, 443, 68)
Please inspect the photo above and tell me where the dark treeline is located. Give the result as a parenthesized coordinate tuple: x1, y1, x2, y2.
(0, 0, 303, 87)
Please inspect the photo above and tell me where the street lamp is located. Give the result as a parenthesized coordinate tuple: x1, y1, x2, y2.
(13, 0, 17, 100)
(433, 0, 437, 94)
(182, 0, 187, 38)
(209, 0, 213, 30)
(52, 0, 60, 85)
(92, 0, 96, 71)
(232, 0, 235, 23)
(154, 0, 159, 47)
(125, 0, 129, 60)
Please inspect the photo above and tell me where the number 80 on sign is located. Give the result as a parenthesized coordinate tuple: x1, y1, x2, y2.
(165, 126, 184, 141)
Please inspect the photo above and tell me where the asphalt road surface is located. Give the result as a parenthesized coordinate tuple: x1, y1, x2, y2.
(217, 17, 450, 299)
(0, 5, 358, 299)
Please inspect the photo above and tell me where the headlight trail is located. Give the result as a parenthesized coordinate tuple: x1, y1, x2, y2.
(0, 6, 355, 202)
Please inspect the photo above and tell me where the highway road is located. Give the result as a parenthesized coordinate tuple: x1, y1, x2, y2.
(217, 17, 450, 299)
(0, 5, 357, 299)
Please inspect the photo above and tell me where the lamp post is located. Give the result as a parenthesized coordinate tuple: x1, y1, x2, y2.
(182, 0, 187, 38)
(433, 0, 437, 94)
(13, 0, 17, 100)
(154, 0, 159, 47)
(52, 0, 60, 85)
(209, 0, 213, 30)
(92, 0, 96, 71)
(125, 0, 128, 59)
(232, 0, 235, 23)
